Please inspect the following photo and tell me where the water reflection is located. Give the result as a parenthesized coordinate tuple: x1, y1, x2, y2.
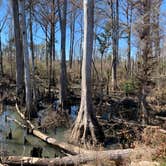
(0, 106, 64, 157)
(70, 105, 79, 120)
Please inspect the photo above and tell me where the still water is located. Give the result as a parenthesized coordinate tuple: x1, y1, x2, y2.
(0, 105, 67, 157)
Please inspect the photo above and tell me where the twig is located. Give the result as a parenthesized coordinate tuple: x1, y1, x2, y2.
(155, 115, 166, 121)
(6, 116, 26, 128)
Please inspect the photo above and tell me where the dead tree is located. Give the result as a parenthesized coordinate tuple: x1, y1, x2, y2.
(2, 150, 131, 166)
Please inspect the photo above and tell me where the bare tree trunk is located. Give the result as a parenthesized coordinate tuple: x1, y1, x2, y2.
(2, 150, 131, 166)
(19, 0, 32, 119)
(0, 15, 7, 77)
(58, 0, 68, 108)
(100, 52, 104, 104)
(11, 0, 24, 101)
(29, 0, 37, 109)
(69, 4, 76, 69)
(52, 0, 56, 84)
(45, 26, 49, 77)
(0, 32, 3, 77)
(112, 43, 117, 91)
(8, 37, 13, 79)
(126, 2, 132, 78)
(152, 0, 161, 58)
(140, 1, 150, 125)
(151, 0, 161, 85)
(49, 25, 53, 94)
(79, 15, 83, 79)
(111, 0, 119, 91)
(115, 0, 119, 72)
(70, 0, 104, 147)
(137, 0, 151, 125)
(79, 42, 83, 79)
(48, 0, 56, 93)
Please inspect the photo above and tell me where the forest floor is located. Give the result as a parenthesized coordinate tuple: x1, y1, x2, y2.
(0, 74, 166, 165)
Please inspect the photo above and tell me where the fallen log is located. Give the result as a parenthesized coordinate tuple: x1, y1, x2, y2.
(0, 163, 8, 166)
(15, 104, 79, 155)
(15, 104, 132, 164)
(2, 149, 131, 166)
(155, 115, 166, 121)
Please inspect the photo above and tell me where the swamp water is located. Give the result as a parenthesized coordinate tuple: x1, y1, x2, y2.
(0, 105, 71, 157)
(0, 104, 121, 156)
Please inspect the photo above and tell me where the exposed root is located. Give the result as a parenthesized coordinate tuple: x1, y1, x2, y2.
(70, 104, 105, 148)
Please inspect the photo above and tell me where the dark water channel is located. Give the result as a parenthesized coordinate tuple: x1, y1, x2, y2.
(0, 105, 69, 157)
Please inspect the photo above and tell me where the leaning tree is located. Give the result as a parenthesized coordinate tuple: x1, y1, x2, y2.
(70, 0, 104, 147)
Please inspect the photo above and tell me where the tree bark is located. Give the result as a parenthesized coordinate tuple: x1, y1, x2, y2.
(0, 15, 7, 77)
(19, 0, 32, 119)
(58, 0, 68, 108)
(137, 0, 151, 125)
(111, 0, 119, 91)
(52, 0, 56, 84)
(11, 0, 24, 99)
(49, 24, 53, 94)
(70, 0, 104, 147)
(69, 4, 76, 69)
(29, 0, 37, 109)
(79, 15, 83, 79)
(126, 1, 132, 78)
(57, 0, 67, 109)
(2, 149, 131, 166)
(0, 32, 3, 77)
(45, 26, 49, 77)
(152, 0, 161, 58)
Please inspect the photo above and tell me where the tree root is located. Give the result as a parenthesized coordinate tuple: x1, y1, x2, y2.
(70, 103, 105, 148)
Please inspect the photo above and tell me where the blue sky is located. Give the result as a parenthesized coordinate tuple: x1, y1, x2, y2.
(0, 0, 166, 60)
(0, 0, 9, 43)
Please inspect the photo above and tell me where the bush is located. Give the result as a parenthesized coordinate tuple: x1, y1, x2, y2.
(122, 80, 136, 95)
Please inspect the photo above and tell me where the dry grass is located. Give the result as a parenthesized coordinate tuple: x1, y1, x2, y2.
(129, 126, 166, 166)
(142, 127, 166, 160)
